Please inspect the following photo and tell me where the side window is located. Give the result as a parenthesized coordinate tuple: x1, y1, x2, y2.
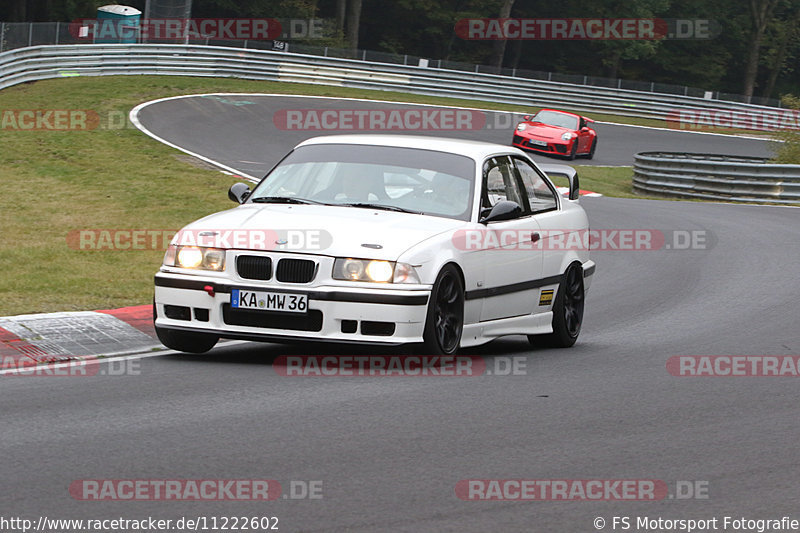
(512, 157, 558, 213)
(482, 156, 525, 213)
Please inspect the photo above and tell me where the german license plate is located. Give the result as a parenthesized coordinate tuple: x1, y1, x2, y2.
(231, 289, 308, 313)
(530, 139, 547, 147)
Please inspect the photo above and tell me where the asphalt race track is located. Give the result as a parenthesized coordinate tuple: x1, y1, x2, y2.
(133, 94, 775, 176)
(2, 95, 798, 532)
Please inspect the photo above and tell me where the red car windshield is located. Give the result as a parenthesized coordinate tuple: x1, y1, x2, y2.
(531, 110, 579, 130)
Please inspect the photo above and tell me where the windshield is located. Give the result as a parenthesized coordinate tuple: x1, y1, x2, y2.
(530, 110, 579, 130)
(249, 143, 476, 221)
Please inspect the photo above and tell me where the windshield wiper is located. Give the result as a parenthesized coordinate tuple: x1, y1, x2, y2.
(339, 202, 423, 214)
(250, 196, 326, 205)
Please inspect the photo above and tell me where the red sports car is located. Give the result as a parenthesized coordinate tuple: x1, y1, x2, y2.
(512, 109, 597, 160)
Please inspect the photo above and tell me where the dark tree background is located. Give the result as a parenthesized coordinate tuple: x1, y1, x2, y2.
(2, 0, 799, 99)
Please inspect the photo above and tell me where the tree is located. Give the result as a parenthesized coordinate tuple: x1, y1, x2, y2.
(771, 94, 800, 163)
(488, 0, 515, 68)
(335, 0, 346, 36)
(742, 0, 780, 99)
(577, 0, 669, 79)
(346, 0, 362, 49)
(758, 0, 800, 98)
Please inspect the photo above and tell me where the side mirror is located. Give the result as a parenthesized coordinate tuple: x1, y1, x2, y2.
(479, 200, 523, 224)
(580, 126, 590, 132)
(228, 183, 251, 204)
(522, 114, 532, 121)
(569, 173, 580, 200)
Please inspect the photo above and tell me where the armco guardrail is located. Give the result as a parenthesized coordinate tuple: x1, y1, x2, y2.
(633, 152, 800, 204)
(0, 21, 784, 108)
(0, 44, 794, 130)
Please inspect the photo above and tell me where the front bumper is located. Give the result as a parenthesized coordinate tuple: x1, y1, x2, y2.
(512, 134, 572, 155)
(154, 273, 431, 346)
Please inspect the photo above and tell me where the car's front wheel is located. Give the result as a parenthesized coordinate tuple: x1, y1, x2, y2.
(529, 262, 584, 348)
(566, 141, 578, 160)
(421, 265, 464, 355)
(586, 138, 597, 160)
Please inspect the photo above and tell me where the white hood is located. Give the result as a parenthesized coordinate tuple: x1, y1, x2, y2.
(175, 204, 464, 260)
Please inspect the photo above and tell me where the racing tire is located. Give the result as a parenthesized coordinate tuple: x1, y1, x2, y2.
(528, 262, 584, 348)
(420, 265, 464, 355)
(566, 142, 578, 160)
(586, 139, 596, 160)
(153, 301, 219, 353)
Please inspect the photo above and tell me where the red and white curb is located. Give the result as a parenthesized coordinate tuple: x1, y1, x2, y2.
(0, 305, 158, 370)
(556, 187, 603, 198)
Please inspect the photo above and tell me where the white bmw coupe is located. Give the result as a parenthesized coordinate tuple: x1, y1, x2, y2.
(154, 135, 595, 354)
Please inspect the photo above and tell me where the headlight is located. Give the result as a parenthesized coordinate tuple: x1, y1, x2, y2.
(516, 123, 527, 131)
(365, 260, 394, 282)
(163, 244, 226, 271)
(332, 258, 420, 284)
(561, 132, 576, 141)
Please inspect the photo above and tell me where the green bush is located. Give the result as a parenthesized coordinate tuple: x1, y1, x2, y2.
(772, 95, 800, 164)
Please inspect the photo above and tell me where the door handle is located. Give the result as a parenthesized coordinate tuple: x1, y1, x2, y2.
(531, 232, 541, 243)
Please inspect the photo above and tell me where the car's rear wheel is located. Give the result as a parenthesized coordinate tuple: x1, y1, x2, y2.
(529, 262, 584, 348)
(153, 301, 218, 353)
(421, 265, 464, 355)
(586, 138, 597, 160)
